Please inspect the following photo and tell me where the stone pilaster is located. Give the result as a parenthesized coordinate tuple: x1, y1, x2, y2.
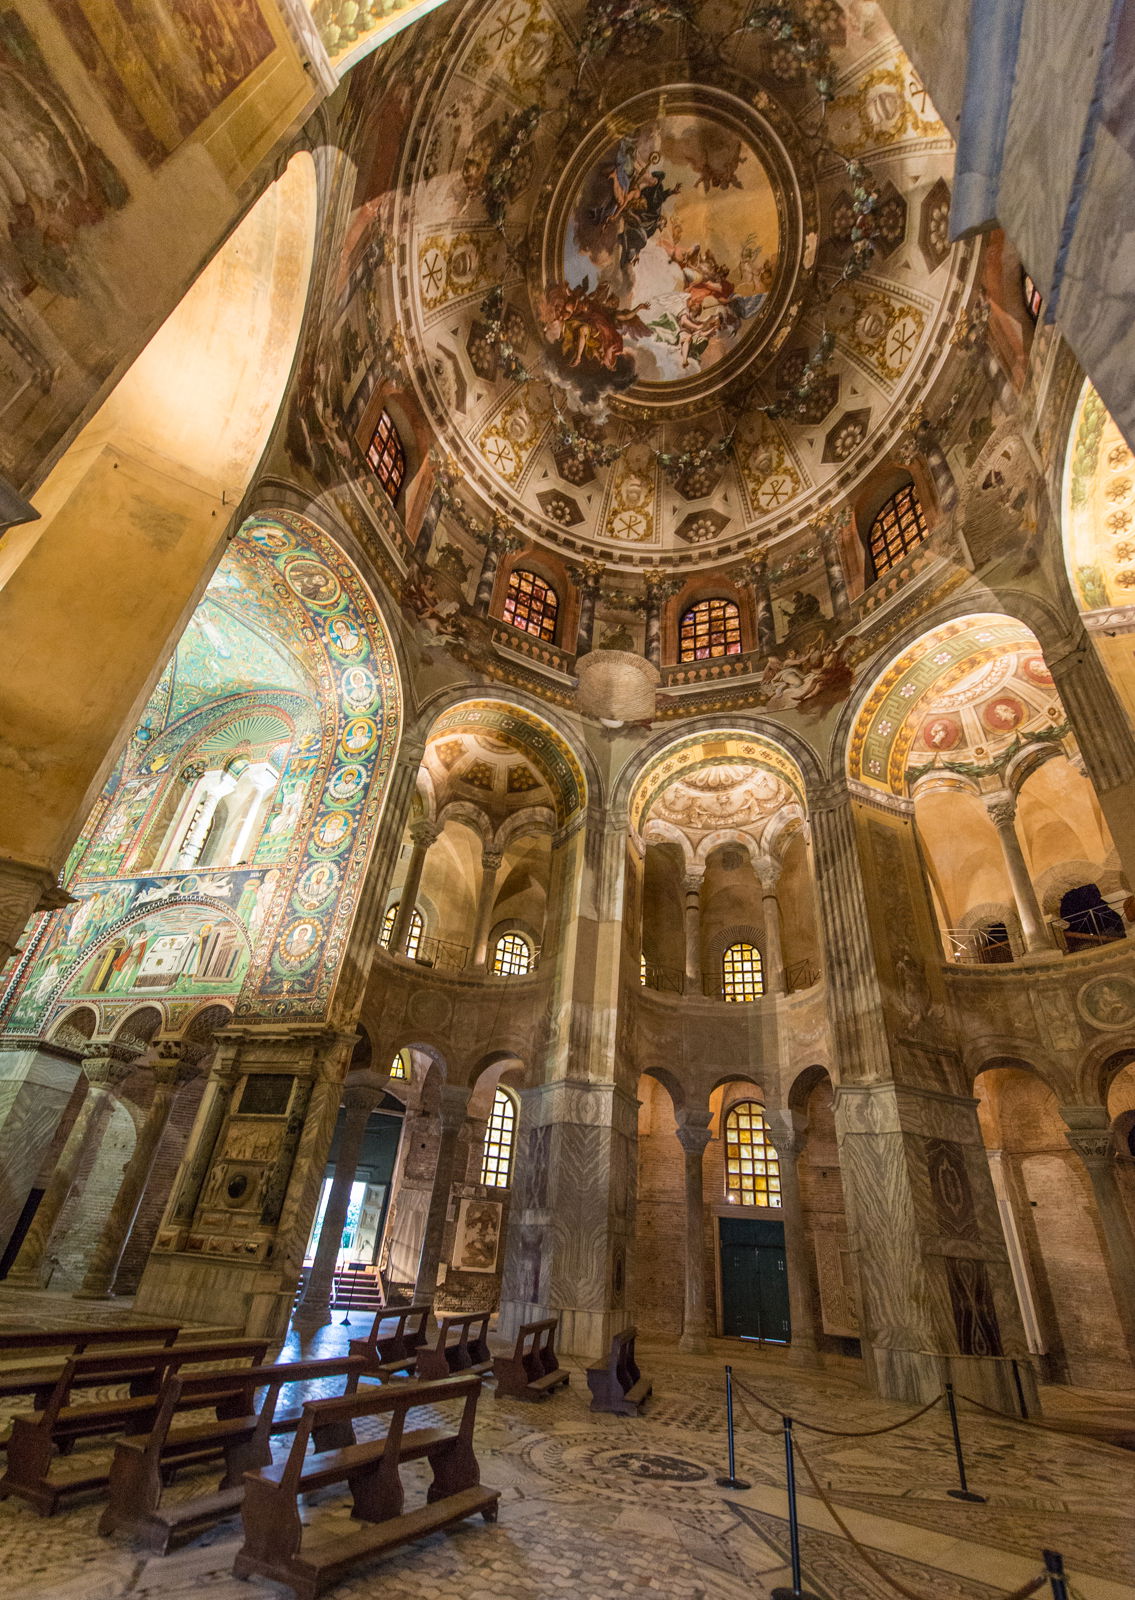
(766, 1109, 821, 1367)
(1061, 1106, 1135, 1363)
(296, 1075, 386, 1325)
(675, 1112, 713, 1354)
(7, 1044, 136, 1286)
(76, 1043, 197, 1298)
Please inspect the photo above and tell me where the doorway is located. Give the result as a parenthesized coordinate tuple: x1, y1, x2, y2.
(719, 1216, 790, 1341)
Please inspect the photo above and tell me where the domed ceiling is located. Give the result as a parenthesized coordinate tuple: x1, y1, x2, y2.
(394, 0, 972, 570)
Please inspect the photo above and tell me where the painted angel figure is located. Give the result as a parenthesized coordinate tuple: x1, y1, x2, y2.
(591, 136, 680, 269)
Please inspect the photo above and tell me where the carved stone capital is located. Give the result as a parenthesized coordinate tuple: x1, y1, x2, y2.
(410, 819, 440, 850)
(675, 1111, 713, 1156)
(481, 848, 504, 873)
(81, 1045, 136, 1089)
(983, 790, 1017, 828)
(150, 1042, 200, 1089)
(1064, 1128, 1116, 1166)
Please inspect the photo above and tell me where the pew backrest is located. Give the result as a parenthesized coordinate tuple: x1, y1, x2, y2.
(0, 1323, 180, 1358)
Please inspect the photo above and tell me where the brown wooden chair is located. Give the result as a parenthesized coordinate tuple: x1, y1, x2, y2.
(492, 1318, 570, 1402)
(232, 1374, 499, 1599)
(586, 1326, 651, 1416)
(99, 1354, 366, 1552)
(0, 1336, 270, 1514)
(415, 1313, 492, 1381)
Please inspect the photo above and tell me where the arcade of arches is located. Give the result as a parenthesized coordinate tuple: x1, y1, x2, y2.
(2, 1, 1135, 1595)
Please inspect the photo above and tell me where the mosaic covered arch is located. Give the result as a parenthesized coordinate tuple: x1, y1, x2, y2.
(629, 730, 807, 841)
(1, 511, 401, 1036)
(1063, 380, 1135, 614)
(425, 701, 587, 829)
(848, 615, 1068, 795)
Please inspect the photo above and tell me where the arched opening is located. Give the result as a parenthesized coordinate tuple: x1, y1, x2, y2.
(678, 597, 742, 662)
(480, 1088, 518, 1187)
(491, 931, 532, 977)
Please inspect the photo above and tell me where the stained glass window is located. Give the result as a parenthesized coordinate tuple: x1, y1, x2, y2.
(724, 1101, 781, 1207)
(480, 1087, 517, 1187)
(722, 941, 763, 1002)
(492, 931, 532, 976)
(867, 483, 928, 579)
(380, 902, 423, 959)
(679, 598, 742, 662)
(503, 569, 559, 642)
(366, 410, 407, 501)
(389, 1050, 409, 1080)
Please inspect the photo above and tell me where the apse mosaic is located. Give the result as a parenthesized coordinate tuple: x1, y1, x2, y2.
(848, 616, 1070, 795)
(387, 0, 969, 566)
(630, 731, 806, 837)
(1, 513, 401, 1037)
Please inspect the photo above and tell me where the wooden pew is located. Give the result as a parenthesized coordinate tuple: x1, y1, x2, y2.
(233, 1374, 500, 1600)
(347, 1303, 432, 1378)
(0, 1336, 270, 1514)
(0, 1324, 181, 1410)
(492, 1318, 570, 1402)
(99, 1355, 366, 1553)
(586, 1326, 651, 1416)
(415, 1313, 492, 1382)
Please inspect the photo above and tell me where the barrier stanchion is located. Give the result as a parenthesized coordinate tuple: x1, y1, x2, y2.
(1011, 1359, 1029, 1420)
(944, 1383, 986, 1503)
(1043, 1550, 1068, 1600)
(770, 1417, 821, 1600)
(715, 1365, 752, 1490)
(339, 1261, 358, 1327)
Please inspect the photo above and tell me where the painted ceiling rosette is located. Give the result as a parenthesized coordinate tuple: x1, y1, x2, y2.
(393, 0, 974, 571)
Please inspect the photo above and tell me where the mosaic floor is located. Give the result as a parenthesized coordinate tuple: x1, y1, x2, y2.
(0, 1289, 1132, 1600)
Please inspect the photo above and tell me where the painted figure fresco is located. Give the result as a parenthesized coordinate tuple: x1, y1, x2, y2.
(543, 109, 781, 400)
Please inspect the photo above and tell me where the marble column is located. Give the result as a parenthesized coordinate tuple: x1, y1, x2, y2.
(76, 1044, 197, 1298)
(818, 519, 850, 619)
(1062, 1106, 1135, 1361)
(473, 525, 523, 613)
(1046, 628, 1135, 891)
(389, 819, 438, 956)
(296, 1077, 385, 1325)
(572, 563, 604, 656)
(758, 863, 785, 995)
(748, 556, 777, 655)
(675, 1113, 713, 1354)
(644, 583, 664, 669)
(158, 1049, 240, 1250)
(683, 868, 704, 992)
(414, 1084, 472, 1300)
(983, 791, 1053, 955)
(7, 1045, 135, 1285)
(470, 848, 503, 970)
(766, 1109, 821, 1367)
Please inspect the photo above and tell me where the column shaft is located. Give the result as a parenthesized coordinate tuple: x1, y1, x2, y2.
(470, 850, 502, 970)
(77, 1051, 193, 1298)
(762, 888, 785, 995)
(414, 1087, 471, 1300)
(297, 1084, 383, 1324)
(676, 1119, 712, 1354)
(683, 872, 703, 990)
(985, 793, 1052, 954)
(768, 1112, 820, 1367)
(390, 820, 437, 956)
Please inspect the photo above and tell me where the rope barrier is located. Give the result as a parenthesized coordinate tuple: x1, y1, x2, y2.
(791, 1431, 1049, 1600)
(733, 1375, 946, 1438)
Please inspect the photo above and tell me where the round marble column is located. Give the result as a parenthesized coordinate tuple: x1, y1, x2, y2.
(7, 1045, 135, 1285)
(683, 869, 704, 992)
(675, 1113, 713, 1354)
(414, 1085, 472, 1300)
(390, 819, 438, 956)
(470, 848, 503, 970)
(1061, 1106, 1135, 1361)
(76, 1044, 197, 1298)
(758, 861, 785, 995)
(766, 1109, 821, 1368)
(296, 1078, 386, 1325)
(983, 791, 1053, 955)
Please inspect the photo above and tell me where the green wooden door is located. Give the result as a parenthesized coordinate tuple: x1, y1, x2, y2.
(719, 1216, 790, 1342)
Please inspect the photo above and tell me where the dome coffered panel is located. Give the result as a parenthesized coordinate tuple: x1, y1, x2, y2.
(394, 0, 973, 571)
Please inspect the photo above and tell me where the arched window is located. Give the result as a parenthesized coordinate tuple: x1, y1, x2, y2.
(679, 597, 742, 662)
(722, 941, 763, 1001)
(480, 1087, 517, 1187)
(1059, 884, 1125, 950)
(1022, 271, 1043, 322)
(639, 951, 648, 986)
(503, 569, 559, 642)
(388, 1049, 409, 1080)
(724, 1101, 781, 1207)
(380, 902, 423, 960)
(366, 409, 407, 501)
(493, 931, 532, 976)
(866, 482, 929, 580)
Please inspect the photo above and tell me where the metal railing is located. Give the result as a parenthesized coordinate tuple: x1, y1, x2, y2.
(784, 959, 820, 993)
(411, 934, 469, 973)
(943, 927, 1015, 965)
(639, 960, 822, 1000)
(640, 961, 686, 994)
(1050, 903, 1128, 952)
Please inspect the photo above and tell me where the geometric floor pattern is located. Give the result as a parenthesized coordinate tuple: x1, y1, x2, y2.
(0, 1291, 1132, 1600)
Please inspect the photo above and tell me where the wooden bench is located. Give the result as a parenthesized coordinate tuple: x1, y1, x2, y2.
(233, 1374, 499, 1600)
(99, 1355, 367, 1552)
(0, 1323, 182, 1410)
(415, 1313, 492, 1382)
(0, 1336, 270, 1514)
(347, 1303, 432, 1378)
(492, 1318, 570, 1402)
(586, 1326, 651, 1416)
